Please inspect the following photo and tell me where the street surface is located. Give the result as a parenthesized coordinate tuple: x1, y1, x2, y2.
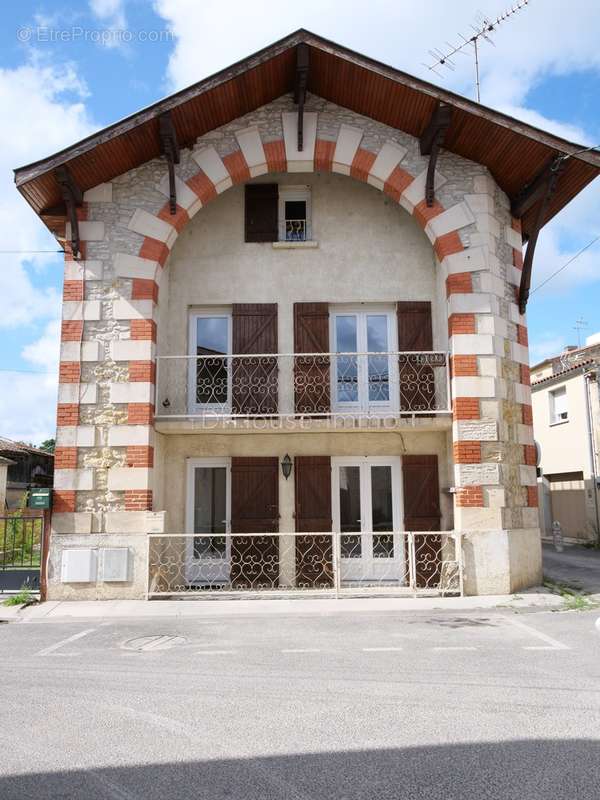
(1, 604, 600, 799)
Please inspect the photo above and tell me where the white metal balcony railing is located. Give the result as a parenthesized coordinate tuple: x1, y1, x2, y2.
(147, 531, 462, 597)
(285, 219, 306, 240)
(154, 352, 451, 421)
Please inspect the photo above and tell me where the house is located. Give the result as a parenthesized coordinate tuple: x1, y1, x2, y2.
(0, 437, 54, 510)
(531, 336, 600, 543)
(13, 30, 600, 599)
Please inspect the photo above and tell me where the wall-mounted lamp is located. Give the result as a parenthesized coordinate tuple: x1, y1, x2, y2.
(281, 454, 293, 480)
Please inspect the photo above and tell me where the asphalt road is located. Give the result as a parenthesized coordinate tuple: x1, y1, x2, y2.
(1, 605, 600, 799)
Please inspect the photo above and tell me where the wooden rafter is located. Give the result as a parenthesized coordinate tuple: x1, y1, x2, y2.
(54, 165, 83, 258)
(511, 157, 558, 219)
(294, 43, 310, 151)
(518, 156, 563, 313)
(419, 104, 453, 207)
(159, 112, 180, 214)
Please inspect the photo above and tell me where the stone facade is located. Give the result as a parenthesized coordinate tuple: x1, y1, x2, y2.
(49, 92, 541, 598)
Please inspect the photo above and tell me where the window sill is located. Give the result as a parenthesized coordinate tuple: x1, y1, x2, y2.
(272, 240, 319, 250)
(549, 419, 569, 427)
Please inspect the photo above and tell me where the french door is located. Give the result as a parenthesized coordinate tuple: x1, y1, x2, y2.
(330, 307, 398, 414)
(185, 458, 231, 584)
(332, 456, 405, 583)
(188, 312, 232, 415)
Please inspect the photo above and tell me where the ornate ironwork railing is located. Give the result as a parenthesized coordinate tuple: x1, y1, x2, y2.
(154, 352, 450, 420)
(285, 219, 306, 240)
(147, 532, 462, 597)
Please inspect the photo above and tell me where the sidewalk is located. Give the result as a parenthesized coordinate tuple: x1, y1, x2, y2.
(0, 589, 565, 623)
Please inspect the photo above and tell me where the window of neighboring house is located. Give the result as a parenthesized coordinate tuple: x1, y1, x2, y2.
(244, 183, 312, 242)
(549, 385, 568, 425)
(188, 311, 232, 413)
(279, 186, 311, 241)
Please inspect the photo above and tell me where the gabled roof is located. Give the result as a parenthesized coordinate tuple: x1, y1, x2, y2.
(14, 29, 600, 241)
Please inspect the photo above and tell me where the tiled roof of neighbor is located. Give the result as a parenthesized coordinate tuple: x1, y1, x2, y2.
(0, 436, 54, 458)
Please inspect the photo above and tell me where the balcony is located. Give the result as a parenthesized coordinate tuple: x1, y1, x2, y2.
(154, 352, 450, 432)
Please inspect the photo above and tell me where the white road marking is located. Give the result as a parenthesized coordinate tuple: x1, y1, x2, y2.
(36, 628, 96, 656)
(503, 615, 570, 651)
(281, 648, 321, 653)
(432, 646, 478, 651)
(362, 646, 403, 652)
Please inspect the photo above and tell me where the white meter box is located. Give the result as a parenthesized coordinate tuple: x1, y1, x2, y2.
(100, 547, 130, 582)
(61, 548, 97, 583)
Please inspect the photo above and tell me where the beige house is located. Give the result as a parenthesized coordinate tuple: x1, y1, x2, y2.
(532, 338, 600, 543)
(13, 31, 600, 600)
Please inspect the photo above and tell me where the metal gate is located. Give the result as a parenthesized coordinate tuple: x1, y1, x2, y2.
(0, 514, 44, 592)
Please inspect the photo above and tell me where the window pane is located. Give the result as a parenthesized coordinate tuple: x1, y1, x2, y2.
(193, 467, 227, 559)
(285, 200, 306, 220)
(371, 466, 393, 532)
(339, 465, 361, 557)
(366, 315, 388, 352)
(335, 316, 358, 403)
(196, 317, 229, 405)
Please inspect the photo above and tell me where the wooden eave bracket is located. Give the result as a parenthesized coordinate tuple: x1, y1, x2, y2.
(159, 111, 180, 214)
(420, 103, 453, 207)
(517, 155, 563, 314)
(294, 43, 310, 151)
(54, 165, 83, 258)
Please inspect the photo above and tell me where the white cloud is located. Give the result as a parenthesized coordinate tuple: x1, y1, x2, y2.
(529, 333, 569, 365)
(89, 0, 126, 29)
(0, 54, 96, 327)
(0, 371, 58, 444)
(0, 52, 96, 442)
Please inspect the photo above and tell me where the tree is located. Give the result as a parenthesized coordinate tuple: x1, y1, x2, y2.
(39, 438, 55, 453)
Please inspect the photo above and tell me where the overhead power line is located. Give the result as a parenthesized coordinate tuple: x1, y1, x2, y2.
(530, 233, 600, 295)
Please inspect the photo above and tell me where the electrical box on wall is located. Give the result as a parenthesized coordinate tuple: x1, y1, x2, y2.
(99, 548, 130, 582)
(61, 549, 97, 583)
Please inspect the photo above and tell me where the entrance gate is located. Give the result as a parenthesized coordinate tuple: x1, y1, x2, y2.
(0, 514, 44, 592)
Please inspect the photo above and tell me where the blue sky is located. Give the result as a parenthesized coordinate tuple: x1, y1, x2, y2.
(1, 0, 599, 442)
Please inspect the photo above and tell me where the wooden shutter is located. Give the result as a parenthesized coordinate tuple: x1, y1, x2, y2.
(230, 457, 279, 588)
(294, 456, 333, 588)
(232, 304, 278, 415)
(402, 454, 442, 589)
(293, 303, 330, 415)
(397, 301, 436, 413)
(245, 184, 278, 242)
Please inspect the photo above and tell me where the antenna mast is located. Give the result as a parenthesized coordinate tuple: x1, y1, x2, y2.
(425, 1, 531, 102)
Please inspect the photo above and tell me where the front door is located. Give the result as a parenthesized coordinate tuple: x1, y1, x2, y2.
(185, 458, 231, 585)
(332, 457, 404, 584)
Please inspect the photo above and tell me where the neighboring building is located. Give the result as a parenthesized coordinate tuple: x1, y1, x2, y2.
(0, 437, 54, 509)
(531, 336, 600, 543)
(13, 31, 600, 600)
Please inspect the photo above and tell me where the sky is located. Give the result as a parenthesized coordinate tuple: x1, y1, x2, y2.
(1, 0, 599, 444)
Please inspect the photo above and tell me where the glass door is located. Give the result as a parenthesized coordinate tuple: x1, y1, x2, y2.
(332, 457, 404, 584)
(331, 308, 397, 415)
(185, 458, 231, 585)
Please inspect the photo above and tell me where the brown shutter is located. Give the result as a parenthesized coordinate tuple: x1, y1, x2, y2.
(232, 304, 278, 415)
(294, 456, 333, 588)
(230, 457, 279, 588)
(397, 301, 436, 413)
(293, 302, 330, 415)
(402, 454, 442, 588)
(245, 184, 278, 242)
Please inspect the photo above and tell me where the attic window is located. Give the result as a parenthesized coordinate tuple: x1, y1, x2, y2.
(279, 186, 311, 242)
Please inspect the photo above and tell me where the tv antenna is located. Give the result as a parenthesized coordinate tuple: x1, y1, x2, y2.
(425, 1, 531, 102)
(573, 317, 588, 349)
